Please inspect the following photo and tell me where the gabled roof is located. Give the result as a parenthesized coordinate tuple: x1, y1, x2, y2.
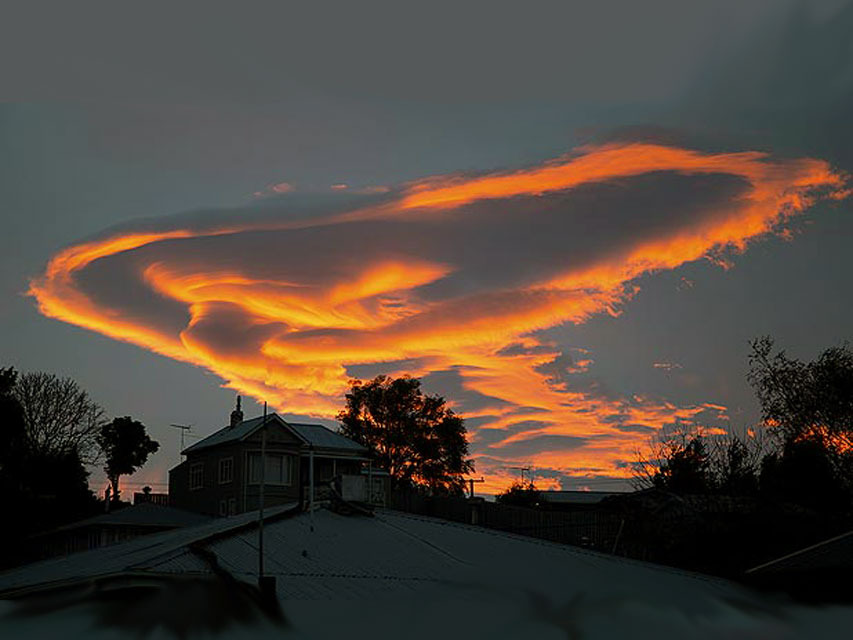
(287, 422, 367, 453)
(182, 413, 367, 456)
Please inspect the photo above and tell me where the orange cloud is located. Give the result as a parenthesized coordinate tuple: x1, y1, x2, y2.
(28, 142, 847, 490)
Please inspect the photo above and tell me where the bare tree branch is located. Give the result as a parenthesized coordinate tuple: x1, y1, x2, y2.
(12, 372, 106, 464)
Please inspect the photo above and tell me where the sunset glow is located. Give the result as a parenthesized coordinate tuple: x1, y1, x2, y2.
(28, 143, 847, 491)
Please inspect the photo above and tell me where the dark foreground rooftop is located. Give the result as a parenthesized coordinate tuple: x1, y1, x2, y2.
(2, 506, 851, 638)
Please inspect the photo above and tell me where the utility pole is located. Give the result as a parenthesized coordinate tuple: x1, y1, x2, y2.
(258, 402, 267, 581)
(467, 477, 485, 498)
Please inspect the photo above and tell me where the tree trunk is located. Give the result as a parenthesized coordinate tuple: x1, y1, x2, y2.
(109, 474, 120, 503)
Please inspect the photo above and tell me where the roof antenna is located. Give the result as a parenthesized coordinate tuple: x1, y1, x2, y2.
(170, 423, 192, 459)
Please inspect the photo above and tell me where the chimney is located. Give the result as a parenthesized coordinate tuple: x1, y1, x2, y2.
(230, 395, 244, 428)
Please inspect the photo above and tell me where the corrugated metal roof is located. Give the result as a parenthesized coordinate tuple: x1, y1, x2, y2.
(287, 423, 367, 453)
(182, 414, 271, 453)
(1, 509, 847, 638)
(1, 504, 740, 603)
(747, 530, 853, 575)
(0, 504, 297, 595)
(49, 503, 211, 532)
(182, 413, 366, 455)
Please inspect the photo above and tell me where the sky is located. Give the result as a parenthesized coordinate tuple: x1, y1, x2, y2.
(1, 1, 852, 495)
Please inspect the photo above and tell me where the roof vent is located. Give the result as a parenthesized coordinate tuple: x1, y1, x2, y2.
(230, 395, 244, 428)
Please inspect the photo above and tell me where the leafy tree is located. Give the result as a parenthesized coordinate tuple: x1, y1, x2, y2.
(710, 433, 762, 496)
(653, 434, 713, 494)
(13, 371, 106, 463)
(759, 437, 850, 511)
(748, 337, 853, 509)
(97, 416, 160, 501)
(337, 375, 474, 494)
(634, 428, 715, 494)
(748, 337, 853, 451)
(636, 427, 767, 496)
(496, 480, 541, 507)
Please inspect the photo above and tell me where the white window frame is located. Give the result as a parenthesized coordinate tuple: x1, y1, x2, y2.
(189, 462, 204, 490)
(218, 457, 234, 484)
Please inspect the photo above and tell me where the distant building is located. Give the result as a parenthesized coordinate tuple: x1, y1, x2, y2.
(133, 486, 169, 506)
(168, 397, 381, 516)
(30, 502, 210, 559)
(538, 490, 627, 510)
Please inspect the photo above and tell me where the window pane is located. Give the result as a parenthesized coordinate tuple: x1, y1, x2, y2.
(248, 453, 259, 483)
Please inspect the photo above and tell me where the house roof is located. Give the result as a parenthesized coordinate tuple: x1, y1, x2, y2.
(182, 413, 367, 456)
(539, 490, 627, 505)
(747, 530, 853, 575)
(0, 504, 299, 597)
(1, 504, 741, 602)
(1, 509, 845, 637)
(47, 503, 211, 534)
(287, 422, 367, 453)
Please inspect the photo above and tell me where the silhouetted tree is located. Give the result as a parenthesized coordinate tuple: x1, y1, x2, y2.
(496, 480, 541, 507)
(760, 437, 850, 511)
(97, 416, 160, 501)
(710, 432, 763, 496)
(0, 367, 26, 476)
(338, 375, 474, 494)
(748, 337, 853, 509)
(0, 367, 99, 567)
(654, 434, 714, 494)
(13, 371, 105, 463)
(748, 337, 853, 450)
(636, 427, 767, 496)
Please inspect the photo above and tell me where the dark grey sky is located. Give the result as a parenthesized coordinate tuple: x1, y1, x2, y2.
(1, 0, 851, 493)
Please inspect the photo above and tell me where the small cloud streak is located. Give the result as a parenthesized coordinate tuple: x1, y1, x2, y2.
(653, 362, 683, 372)
(28, 142, 847, 490)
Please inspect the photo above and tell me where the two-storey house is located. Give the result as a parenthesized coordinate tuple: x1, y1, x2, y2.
(168, 398, 372, 516)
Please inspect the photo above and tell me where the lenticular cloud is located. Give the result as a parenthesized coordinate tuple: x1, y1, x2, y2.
(29, 142, 847, 489)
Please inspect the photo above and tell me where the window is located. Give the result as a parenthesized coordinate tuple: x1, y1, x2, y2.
(189, 462, 204, 490)
(219, 499, 228, 517)
(248, 453, 293, 485)
(228, 498, 237, 515)
(218, 457, 234, 484)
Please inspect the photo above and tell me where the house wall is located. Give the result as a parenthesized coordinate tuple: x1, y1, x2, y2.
(170, 437, 303, 516)
(168, 422, 373, 515)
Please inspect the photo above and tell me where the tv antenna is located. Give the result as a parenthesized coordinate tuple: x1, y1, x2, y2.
(509, 466, 532, 483)
(170, 423, 192, 458)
